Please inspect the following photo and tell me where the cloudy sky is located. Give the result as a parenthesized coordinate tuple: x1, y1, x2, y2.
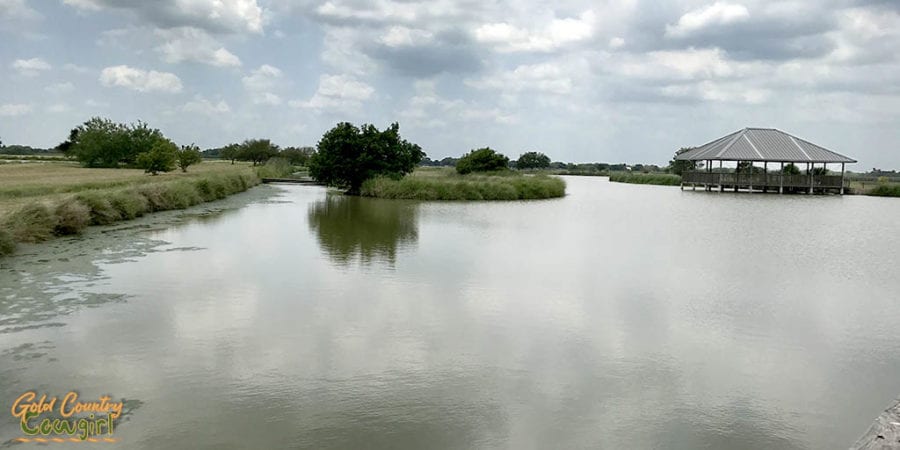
(0, 0, 898, 168)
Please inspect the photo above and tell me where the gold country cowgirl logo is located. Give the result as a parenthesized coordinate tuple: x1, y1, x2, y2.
(10, 391, 123, 444)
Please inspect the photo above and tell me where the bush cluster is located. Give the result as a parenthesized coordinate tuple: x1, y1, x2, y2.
(455, 148, 509, 175)
(608, 172, 682, 186)
(361, 173, 566, 200)
(0, 172, 259, 257)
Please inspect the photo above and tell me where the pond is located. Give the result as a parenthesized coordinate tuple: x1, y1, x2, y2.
(1, 176, 899, 449)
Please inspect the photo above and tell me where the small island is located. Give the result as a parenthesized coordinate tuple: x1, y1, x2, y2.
(307, 122, 566, 201)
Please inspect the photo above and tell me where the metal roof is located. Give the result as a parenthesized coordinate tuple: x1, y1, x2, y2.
(675, 128, 857, 163)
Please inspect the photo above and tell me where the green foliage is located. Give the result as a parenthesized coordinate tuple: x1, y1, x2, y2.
(0, 172, 261, 257)
(783, 163, 801, 175)
(69, 118, 170, 168)
(136, 140, 177, 175)
(868, 183, 900, 197)
(456, 147, 510, 174)
(309, 122, 424, 194)
(0, 229, 14, 256)
(54, 199, 91, 235)
(256, 157, 295, 178)
(176, 144, 203, 172)
(281, 146, 315, 166)
(609, 172, 682, 186)
(361, 171, 565, 200)
(812, 167, 829, 176)
(516, 151, 551, 170)
(3, 203, 57, 243)
(668, 148, 697, 175)
(220, 143, 241, 164)
(238, 139, 280, 166)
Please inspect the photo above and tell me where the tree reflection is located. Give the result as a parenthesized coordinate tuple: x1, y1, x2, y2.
(308, 194, 418, 266)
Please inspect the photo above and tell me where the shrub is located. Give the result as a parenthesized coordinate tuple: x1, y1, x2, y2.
(361, 172, 565, 200)
(176, 144, 203, 172)
(868, 183, 900, 197)
(54, 199, 91, 235)
(109, 190, 150, 219)
(4, 203, 57, 243)
(0, 229, 16, 256)
(517, 151, 551, 170)
(137, 140, 178, 175)
(256, 157, 295, 179)
(608, 173, 682, 186)
(456, 148, 510, 174)
(75, 192, 122, 225)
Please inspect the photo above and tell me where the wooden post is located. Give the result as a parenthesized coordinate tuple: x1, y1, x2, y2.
(749, 161, 753, 192)
(779, 162, 784, 194)
(808, 162, 813, 194)
(841, 162, 846, 195)
(763, 161, 768, 193)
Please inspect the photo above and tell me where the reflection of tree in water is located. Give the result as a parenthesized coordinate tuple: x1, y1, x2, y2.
(308, 194, 418, 266)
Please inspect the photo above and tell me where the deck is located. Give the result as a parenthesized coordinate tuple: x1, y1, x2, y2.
(681, 172, 847, 194)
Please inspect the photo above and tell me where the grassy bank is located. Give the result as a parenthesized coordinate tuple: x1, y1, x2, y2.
(867, 183, 900, 197)
(608, 172, 682, 186)
(361, 168, 566, 200)
(0, 161, 261, 257)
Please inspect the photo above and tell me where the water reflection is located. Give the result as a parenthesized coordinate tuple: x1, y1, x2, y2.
(308, 194, 418, 266)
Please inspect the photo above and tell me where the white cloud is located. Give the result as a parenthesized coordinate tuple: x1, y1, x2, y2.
(242, 64, 282, 91)
(242, 64, 284, 105)
(11, 57, 51, 76)
(467, 61, 583, 95)
(0, 0, 40, 20)
(46, 103, 70, 113)
(183, 96, 231, 114)
(290, 74, 373, 111)
(99, 65, 183, 93)
(63, 0, 266, 34)
(155, 27, 242, 67)
(45, 82, 75, 94)
(666, 2, 750, 38)
(0, 103, 32, 116)
(380, 26, 433, 47)
(253, 92, 283, 106)
(475, 10, 596, 52)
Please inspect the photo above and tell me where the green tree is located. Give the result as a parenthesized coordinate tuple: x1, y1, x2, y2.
(238, 139, 279, 166)
(136, 140, 177, 175)
(69, 117, 129, 167)
(782, 163, 801, 175)
(220, 143, 241, 164)
(281, 146, 315, 166)
(456, 147, 509, 174)
(516, 151, 551, 170)
(176, 144, 203, 172)
(123, 121, 166, 166)
(668, 147, 697, 175)
(309, 122, 424, 195)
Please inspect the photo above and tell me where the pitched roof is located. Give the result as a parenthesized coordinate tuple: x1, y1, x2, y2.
(675, 128, 856, 163)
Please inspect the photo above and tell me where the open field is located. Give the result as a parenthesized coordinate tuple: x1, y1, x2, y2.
(361, 167, 566, 200)
(0, 161, 262, 256)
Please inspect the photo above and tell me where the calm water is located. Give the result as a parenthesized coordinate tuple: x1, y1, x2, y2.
(2, 177, 899, 449)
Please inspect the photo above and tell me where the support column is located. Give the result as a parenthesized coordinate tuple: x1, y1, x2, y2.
(809, 162, 814, 194)
(779, 162, 784, 194)
(841, 162, 846, 195)
(749, 161, 753, 192)
(763, 161, 768, 193)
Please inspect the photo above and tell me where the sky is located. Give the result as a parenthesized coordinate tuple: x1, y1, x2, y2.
(0, 0, 898, 168)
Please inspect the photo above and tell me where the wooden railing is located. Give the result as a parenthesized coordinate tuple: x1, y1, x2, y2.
(682, 172, 846, 189)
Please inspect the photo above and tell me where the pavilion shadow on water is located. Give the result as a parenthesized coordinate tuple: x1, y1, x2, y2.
(676, 128, 857, 195)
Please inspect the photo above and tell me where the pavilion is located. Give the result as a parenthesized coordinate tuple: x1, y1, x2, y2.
(676, 128, 857, 194)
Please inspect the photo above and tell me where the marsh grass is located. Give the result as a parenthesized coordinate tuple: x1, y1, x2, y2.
(361, 169, 566, 200)
(609, 172, 682, 186)
(868, 183, 900, 197)
(0, 170, 260, 257)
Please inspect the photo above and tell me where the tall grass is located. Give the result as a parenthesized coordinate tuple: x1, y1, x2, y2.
(256, 157, 297, 179)
(361, 172, 566, 200)
(868, 183, 900, 197)
(608, 172, 682, 186)
(0, 171, 260, 257)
